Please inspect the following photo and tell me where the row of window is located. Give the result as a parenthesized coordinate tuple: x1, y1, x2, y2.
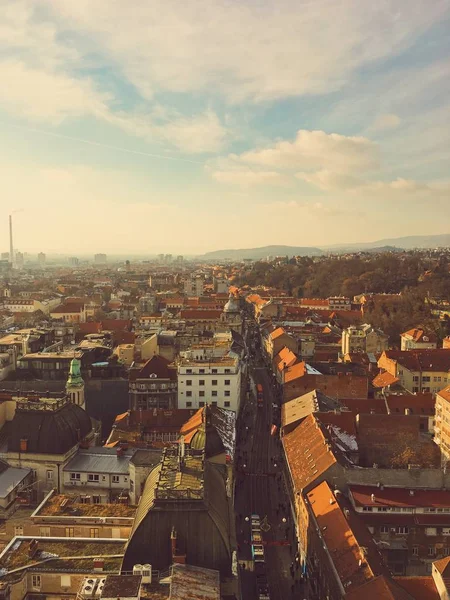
(186, 400, 231, 408)
(185, 368, 232, 374)
(69, 473, 126, 483)
(363, 506, 450, 514)
(379, 525, 450, 536)
(184, 390, 231, 397)
(184, 379, 231, 386)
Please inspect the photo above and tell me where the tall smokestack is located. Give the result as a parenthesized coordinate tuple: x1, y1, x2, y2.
(9, 214, 13, 267)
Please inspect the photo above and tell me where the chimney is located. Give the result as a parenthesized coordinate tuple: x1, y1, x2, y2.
(28, 539, 38, 559)
(93, 558, 104, 572)
(20, 439, 28, 452)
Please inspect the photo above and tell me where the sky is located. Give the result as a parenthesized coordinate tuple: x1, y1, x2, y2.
(0, 0, 449, 255)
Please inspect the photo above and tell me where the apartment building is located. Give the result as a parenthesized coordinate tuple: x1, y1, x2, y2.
(401, 328, 437, 351)
(341, 323, 389, 356)
(178, 356, 241, 411)
(378, 349, 450, 394)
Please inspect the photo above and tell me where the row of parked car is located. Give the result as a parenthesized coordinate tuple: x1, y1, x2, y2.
(251, 514, 270, 600)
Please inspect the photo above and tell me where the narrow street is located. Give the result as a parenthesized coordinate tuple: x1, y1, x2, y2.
(234, 320, 306, 599)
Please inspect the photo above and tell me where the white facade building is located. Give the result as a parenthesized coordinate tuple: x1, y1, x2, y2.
(184, 276, 204, 297)
(177, 356, 241, 412)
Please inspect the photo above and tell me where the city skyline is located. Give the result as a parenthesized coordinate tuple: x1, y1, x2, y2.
(1, 0, 449, 254)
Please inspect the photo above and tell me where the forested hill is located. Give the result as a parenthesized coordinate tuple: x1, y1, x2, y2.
(201, 245, 324, 260)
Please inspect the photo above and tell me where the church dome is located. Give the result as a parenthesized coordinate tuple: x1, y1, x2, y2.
(223, 293, 239, 313)
(9, 401, 92, 455)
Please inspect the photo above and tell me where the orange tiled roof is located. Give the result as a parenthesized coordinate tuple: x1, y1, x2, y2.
(345, 575, 415, 600)
(269, 327, 285, 340)
(274, 347, 298, 372)
(283, 361, 306, 383)
(394, 577, 439, 600)
(283, 414, 337, 492)
(372, 371, 400, 388)
(438, 385, 450, 403)
(307, 481, 375, 592)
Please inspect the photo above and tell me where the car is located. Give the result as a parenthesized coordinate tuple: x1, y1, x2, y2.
(252, 544, 265, 562)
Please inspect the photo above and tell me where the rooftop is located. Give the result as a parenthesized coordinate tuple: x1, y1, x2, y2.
(19, 350, 83, 360)
(155, 448, 204, 501)
(63, 448, 135, 475)
(101, 574, 142, 598)
(0, 537, 125, 578)
(34, 493, 136, 518)
(349, 485, 450, 508)
(169, 563, 220, 600)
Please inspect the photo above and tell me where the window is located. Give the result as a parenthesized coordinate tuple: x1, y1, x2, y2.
(442, 528, 450, 536)
(186, 369, 192, 374)
(199, 380, 205, 386)
(88, 474, 99, 482)
(397, 526, 409, 534)
(422, 376, 431, 382)
(199, 391, 205, 397)
(199, 369, 205, 374)
(32, 575, 41, 590)
(46, 470, 54, 481)
(428, 545, 436, 557)
(377, 507, 388, 512)
(224, 390, 230, 397)
(212, 369, 218, 374)
(212, 390, 218, 397)
(112, 475, 120, 483)
(212, 380, 218, 386)
(40, 526, 50, 537)
(186, 401, 192, 407)
(362, 506, 373, 512)
(225, 369, 231, 374)
(61, 575, 71, 588)
(224, 401, 231, 408)
(65, 527, 74, 537)
(70, 473, 80, 480)
(90, 528, 99, 538)
(423, 387, 430, 393)
(92, 495, 101, 504)
(199, 401, 205, 407)
(186, 380, 192, 386)
(413, 376, 419, 382)
(412, 545, 419, 556)
(380, 525, 389, 533)
(130, 480, 134, 491)
(212, 401, 217, 407)
(224, 380, 230, 386)
(186, 391, 192, 397)
(425, 527, 437, 536)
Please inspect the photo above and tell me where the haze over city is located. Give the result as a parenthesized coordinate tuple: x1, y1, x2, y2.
(1, 0, 449, 254)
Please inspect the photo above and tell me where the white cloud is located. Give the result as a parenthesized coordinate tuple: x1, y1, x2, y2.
(0, 60, 109, 124)
(42, 0, 447, 103)
(371, 113, 401, 131)
(233, 130, 379, 172)
(212, 169, 289, 186)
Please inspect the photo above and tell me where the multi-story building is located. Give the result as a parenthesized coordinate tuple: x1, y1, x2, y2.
(178, 355, 241, 411)
(341, 324, 389, 356)
(263, 326, 298, 362)
(94, 253, 107, 264)
(50, 302, 86, 323)
(434, 385, 450, 462)
(129, 355, 177, 410)
(184, 275, 204, 296)
(378, 349, 450, 394)
(401, 327, 438, 351)
(349, 485, 450, 575)
(37, 252, 46, 266)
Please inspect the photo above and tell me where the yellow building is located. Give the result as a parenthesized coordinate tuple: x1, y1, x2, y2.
(378, 350, 450, 394)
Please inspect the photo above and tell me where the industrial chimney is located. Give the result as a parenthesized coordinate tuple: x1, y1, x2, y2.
(9, 214, 13, 267)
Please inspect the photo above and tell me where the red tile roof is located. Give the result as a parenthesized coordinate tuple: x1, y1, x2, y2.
(394, 577, 439, 600)
(51, 303, 84, 313)
(340, 398, 387, 415)
(401, 328, 437, 343)
(283, 361, 307, 383)
(284, 373, 369, 400)
(349, 485, 450, 508)
(345, 575, 415, 600)
(101, 319, 132, 332)
(283, 415, 337, 492)
(438, 385, 450, 403)
(385, 393, 435, 416)
(372, 371, 400, 388)
(380, 349, 450, 373)
(129, 355, 176, 381)
(269, 327, 285, 340)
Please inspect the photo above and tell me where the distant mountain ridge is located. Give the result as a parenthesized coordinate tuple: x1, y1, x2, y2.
(201, 245, 324, 260)
(199, 234, 450, 260)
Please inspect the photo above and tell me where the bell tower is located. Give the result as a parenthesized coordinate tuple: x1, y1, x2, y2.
(66, 357, 85, 410)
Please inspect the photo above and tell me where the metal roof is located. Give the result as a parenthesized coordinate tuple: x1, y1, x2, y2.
(0, 467, 31, 498)
(63, 449, 135, 475)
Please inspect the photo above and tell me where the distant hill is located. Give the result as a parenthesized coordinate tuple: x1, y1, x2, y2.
(200, 245, 324, 260)
(324, 234, 450, 252)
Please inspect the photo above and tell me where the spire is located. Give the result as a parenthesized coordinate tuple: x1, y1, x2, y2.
(67, 357, 84, 388)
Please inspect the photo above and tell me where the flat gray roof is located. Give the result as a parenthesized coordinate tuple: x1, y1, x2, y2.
(0, 467, 31, 498)
(63, 449, 135, 475)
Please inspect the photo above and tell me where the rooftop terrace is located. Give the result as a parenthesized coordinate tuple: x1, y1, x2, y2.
(155, 448, 204, 501)
(34, 493, 136, 519)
